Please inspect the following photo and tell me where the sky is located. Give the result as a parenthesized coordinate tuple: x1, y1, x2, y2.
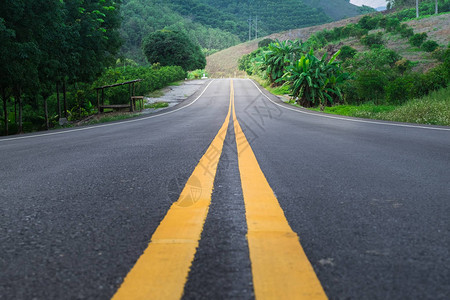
(350, 0, 387, 8)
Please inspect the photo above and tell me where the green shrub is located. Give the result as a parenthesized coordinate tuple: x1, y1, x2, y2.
(432, 47, 450, 62)
(348, 46, 401, 71)
(258, 38, 275, 48)
(409, 33, 428, 47)
(94, 66, 186, 105)
(188, 69, 208, 79)
(398, 24, 414, 38)
(283, 50, 350, 109)
(341, 80, 361, 104)
(361, 32, 384, 48)
(385, 74, 420, 104)
(385, 18, 400, 32)
(332, 27, 344, 40)
(339, 46, 357, 61)
(421, 64, 449, 93)
(378, 17, 388, 29)
(358, 15, 379, 30)
(321, 29, 337, 41)
(387, 64, 449, 105)
(354, 70, 389, 103)
(263, 40, 303, 84)
(307, 33, 328, 50)
(395, 59, 412, 74)
(142, 30, 206, 71)
(238, 47, 267, 76)
(422, 40, 439, 52)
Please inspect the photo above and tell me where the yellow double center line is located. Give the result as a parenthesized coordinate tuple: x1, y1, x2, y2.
(113, 80, 326, 300)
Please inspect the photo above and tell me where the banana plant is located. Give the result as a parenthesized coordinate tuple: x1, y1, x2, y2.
(283, 49, 350, 110)
(263, 39, 303, 84)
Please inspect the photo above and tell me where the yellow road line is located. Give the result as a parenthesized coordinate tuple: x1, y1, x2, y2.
(112, 82, 232, 300)
(231, 80, 327, 299)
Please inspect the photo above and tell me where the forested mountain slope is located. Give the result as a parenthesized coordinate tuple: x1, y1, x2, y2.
(304, 0, 375, 20)
(120, 0, 373, 64)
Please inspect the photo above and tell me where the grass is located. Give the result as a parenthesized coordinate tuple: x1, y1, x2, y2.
(309, 103, 397, 116)
(169, 81, 182, 86)
(147, 90, 165, 98)
(306, 87, 450, 126)
(252, 76, 291, 96)
(85, 113, 141, 125)
(145, 102, 169, 109)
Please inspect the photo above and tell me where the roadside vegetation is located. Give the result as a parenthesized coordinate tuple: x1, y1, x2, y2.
(145, 102, 169, 109)
(238, 1, 450, 126)
(310, 87, 450, 126)
(0, 2, 203, 136)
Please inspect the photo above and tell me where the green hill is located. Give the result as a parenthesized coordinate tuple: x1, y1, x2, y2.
(120, 0, 374, 64)
(304, 0, 375, 20)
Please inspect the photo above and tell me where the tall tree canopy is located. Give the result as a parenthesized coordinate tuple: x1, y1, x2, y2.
(0, 0, 122, 134)
(142, 30, 206, 71)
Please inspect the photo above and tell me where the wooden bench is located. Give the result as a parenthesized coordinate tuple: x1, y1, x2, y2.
(99, 104, 132, 113)
(98, 96, 145, 113)
(95, 79, 144, 114)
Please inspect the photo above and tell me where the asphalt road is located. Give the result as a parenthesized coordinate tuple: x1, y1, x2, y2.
(1, 79, 449, 299)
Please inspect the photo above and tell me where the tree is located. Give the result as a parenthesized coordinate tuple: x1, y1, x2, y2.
(0, 0, 122, 134)
(142, 30, 206, 71)
(0, 17, 14, 135)
(262, 40, 303, 84)
(283, 50, 350, 110)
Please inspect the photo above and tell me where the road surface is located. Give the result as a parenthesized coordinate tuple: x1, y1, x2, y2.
(1, 79, 449, 299)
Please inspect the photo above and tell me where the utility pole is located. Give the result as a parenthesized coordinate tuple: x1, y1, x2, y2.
(416, 0, 419, 18)
(248, 16, 252, 41)
(255, 15, 258, 39)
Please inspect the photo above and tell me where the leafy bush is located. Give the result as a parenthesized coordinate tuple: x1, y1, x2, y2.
(397, 24, 414, 38)
(358, 15, 379, 30)
(409, 33, 428, 47)
(188, 69, 208, 79)
(258, 38, 275, 48)
(283, 50, 350, 109)
(361, 32, 384, 48)
(238, 47, 267, 76)
(321, 29, 338, 42)
(378, 16, 388, 29)
(385, 74, 421, 104)
(431, 47, 450, 62)
(331, 27, 344, 40)
(142, 30, 206, 71)
(422, 40, 439, 52)
(385, 17, 401, 32)
(353, 70, 389, 103)
(263, 40, 303, 84)
(386, 61, 449, 105)
(306, 33, 328, 50)
(347, 46, 401, 71)
(338, 46, 357, 61)
(421, 64, 449, 93)
(395, 59, 412, 74)
(94, 66, 186, 106)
